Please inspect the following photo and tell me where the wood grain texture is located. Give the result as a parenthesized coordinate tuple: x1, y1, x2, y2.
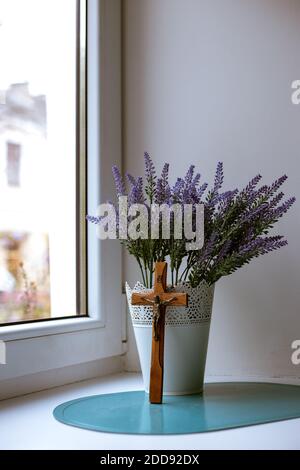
(150, 306, 166, 404)
(131, 292, 188, 306)
(153, 262, 167, 293)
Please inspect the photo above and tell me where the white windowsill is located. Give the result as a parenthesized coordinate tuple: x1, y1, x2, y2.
(1, 373, 300, 450)
(0, 316, 105, 342)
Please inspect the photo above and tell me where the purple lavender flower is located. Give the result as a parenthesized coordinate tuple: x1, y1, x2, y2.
(250, 175, 288, 206)
(161, 163, 169, 183)
(217, 189, 238, 215)
(206, 162, 224, 210)
(198, 232, 218, 263)
(238, 235, 287, 257)
(126, 173, 137, 187)
(144, 152, 156, 181)
(218, 190, 238, 202)
(86, 201, 117, 226)
(270, 197, 296, 220)
(192, 173, 201, 187)
(268, 191, 284, 209)
(184, 165, 195, 185)
(214, 162, 224, 193)
(243, 226, 255, 244)
(153, 163, 170, 204)
(238, 237, 264, 256)
(254, 185, 269, 199)
(129, 177, 146, 205)
(144, 152, 157, 202)
(188, 173, 203, 204)
(156, 180, 171, 205)
(87, 157, 295, 288)
(269, 175, 288, 195)
(180, 167, 204, 204)
(241, 174, 262, 204)
(172, 178, 185, 203)
(240, 202, 269, 223)
(243, 174, 262, 194)
(197, 182, 208, 200)
(182, 187, 193, 204)
(214, 239, 232, 266)
(112, 165, 126, 197)
(259, 236, 288, 254)
(86, 215, 101, 225)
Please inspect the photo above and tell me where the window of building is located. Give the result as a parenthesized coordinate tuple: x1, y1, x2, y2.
(6, 142, 21, 187)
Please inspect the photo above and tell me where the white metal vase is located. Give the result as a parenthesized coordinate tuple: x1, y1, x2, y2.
(126, 281, 215, 396)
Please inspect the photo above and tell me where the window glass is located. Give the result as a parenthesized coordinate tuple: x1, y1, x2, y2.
(0, 0, 80, 324)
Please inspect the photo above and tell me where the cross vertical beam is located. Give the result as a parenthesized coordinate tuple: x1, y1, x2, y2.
(131, 262, 188, 404)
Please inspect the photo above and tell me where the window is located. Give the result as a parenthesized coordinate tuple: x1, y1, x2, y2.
(0, 1, 123, 395)
(6, 142, 21, 187)
(0, 0, 87, 325)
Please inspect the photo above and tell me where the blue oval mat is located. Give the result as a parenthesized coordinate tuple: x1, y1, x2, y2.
(53, 382, 300, 434)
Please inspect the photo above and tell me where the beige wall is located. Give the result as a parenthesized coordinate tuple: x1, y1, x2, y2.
(123, 0, 300, 379)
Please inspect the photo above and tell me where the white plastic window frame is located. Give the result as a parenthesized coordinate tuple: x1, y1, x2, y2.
(0, 0, 123, 382)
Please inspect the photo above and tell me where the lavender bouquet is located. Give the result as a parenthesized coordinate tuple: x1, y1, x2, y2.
(88, 153, 295, 288)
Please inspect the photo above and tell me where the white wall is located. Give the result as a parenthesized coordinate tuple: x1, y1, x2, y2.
(123, 0, 300, 380)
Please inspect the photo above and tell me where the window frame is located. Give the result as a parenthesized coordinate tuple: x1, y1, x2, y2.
(0, 0, 88, 328)
(77, 0, 88, 317)
(0, 0, 124, 385)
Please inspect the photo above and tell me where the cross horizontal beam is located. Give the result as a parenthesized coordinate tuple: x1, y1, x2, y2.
(131, 292, 188, 307)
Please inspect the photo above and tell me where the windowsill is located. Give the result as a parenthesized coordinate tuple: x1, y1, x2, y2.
(0, 316, 105, 342)
(1, 373, 300, 449)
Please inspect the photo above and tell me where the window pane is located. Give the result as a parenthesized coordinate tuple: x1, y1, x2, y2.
(0, 0, 80, 324)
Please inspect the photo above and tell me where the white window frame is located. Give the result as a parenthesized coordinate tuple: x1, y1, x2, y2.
(0, 0, 124, 383)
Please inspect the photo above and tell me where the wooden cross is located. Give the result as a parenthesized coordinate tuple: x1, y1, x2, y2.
(131, 262, 188, 404)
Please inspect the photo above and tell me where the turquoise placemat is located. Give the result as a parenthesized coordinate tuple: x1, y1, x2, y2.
(53, 382, 300, 435)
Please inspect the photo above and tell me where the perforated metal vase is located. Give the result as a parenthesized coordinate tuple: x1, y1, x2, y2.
(126, 281, 215, 396)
